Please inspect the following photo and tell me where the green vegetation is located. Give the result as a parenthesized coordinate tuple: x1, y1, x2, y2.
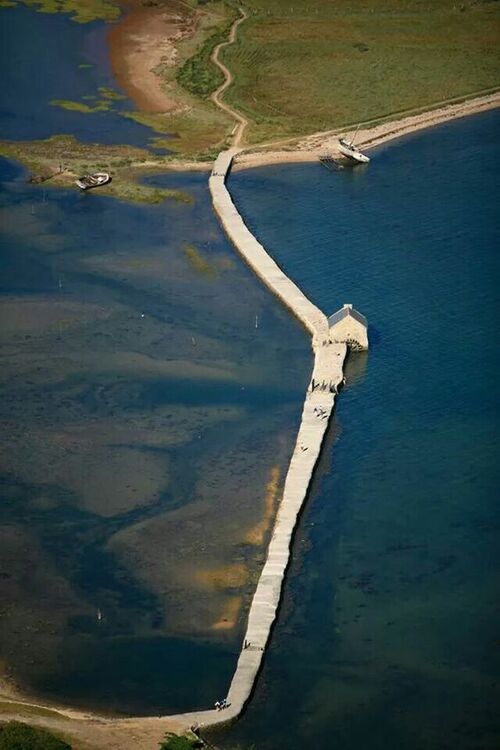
(98, 86, 127, 101)
(159, 735, 200, 750)
(0, 135, 194, 205)
(50, 87, 126, 114)
(0, 721, 71, 750)
(160, 735, 258, 750)
(0, 704, 67, 721)
(0, 0, 120, 22)
(137, 1, 236, 157)
(220, 0, 500, 144)
(184, 244, 216, 279)
(124, 109, 231, 159)
(1, 0, 234, 158)
(4, 0, 497, 158)
(176, 8, 238, 98)
(50, 98, 111, 113)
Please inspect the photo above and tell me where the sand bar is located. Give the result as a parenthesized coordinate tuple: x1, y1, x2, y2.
(108, 0, 198, 113)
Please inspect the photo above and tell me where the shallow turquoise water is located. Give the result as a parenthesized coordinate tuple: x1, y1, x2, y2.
(211, 110, 500, 749)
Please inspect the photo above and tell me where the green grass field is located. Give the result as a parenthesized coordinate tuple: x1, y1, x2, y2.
(220, 0, 499, 144)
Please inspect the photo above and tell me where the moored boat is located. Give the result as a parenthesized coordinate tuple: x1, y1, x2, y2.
(336, 124, 370, 164)
(75, 172, 111, 190)
(337, 137, 370, 164)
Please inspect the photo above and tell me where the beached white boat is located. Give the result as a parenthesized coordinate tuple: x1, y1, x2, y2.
(337, 125, 370, 164)
(75, 172, 111, 190)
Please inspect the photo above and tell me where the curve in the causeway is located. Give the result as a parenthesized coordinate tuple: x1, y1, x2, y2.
(160, 148, 347, 732)
(0, 152, 347, 738)
(210, 8, 249, 147)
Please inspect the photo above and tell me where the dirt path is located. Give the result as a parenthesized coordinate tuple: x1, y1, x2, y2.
(210, 8, 249, 147)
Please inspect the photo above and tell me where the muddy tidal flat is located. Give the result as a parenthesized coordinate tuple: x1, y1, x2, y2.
(0, 161, 310, 714)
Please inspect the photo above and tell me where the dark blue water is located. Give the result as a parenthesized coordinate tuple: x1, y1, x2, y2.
(210, 110, 500, 749)
(0, 158, 310, 714)
(0, 6, 156, 146)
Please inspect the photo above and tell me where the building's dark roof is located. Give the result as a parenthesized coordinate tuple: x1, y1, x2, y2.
(328, 304, 367, 329)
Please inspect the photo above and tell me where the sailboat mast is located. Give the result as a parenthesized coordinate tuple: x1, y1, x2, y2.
(349, 124, 360, 146)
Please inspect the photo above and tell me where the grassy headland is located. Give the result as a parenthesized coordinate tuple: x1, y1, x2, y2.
(110, 0, 499, 153)
(2, 0, 498, 157)
(0, 136, 194, 204)
(219, 0, 500, 144)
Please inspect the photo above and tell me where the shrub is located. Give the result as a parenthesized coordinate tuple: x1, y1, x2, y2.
(159, 735, 199, 750)
(175, 10, 238, 98)
(0, 721, 71, 750)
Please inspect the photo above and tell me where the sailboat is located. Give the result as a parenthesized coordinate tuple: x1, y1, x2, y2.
(337, 125, 370, 164)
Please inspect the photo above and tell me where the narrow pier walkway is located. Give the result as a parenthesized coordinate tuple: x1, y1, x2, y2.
(161, 150, 347, 732)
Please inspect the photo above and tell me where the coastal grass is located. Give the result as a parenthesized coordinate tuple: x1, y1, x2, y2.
(0, 135, 193, 205)
(138, 1, 236, 157)
(0, 0, 120, 23)
(4, 0, 498, 156)
(0, 721, 71, 749)
(124, 108, 232, 159)
(0, 703, 68, 721)
(50, 99, 112, 113)
(176, 5, 239, 98)
(184, 244, 217, 279)
(220, 0, 500, 144)
(98, 86, 127, 101)
(159, 735, 198, 750)
(51, 87, 126, 114)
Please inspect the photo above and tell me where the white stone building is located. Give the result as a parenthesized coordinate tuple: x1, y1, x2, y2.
(328, 304, 368, 350)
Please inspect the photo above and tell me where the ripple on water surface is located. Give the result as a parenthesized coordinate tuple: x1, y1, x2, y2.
(0, 162, 310, 714)
(210, 110, 500, 749)
(0, 5, 158, 147)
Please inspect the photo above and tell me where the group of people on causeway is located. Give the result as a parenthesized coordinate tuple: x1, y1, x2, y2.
(214, 698, 230, 711)
(310, 377, 345, 394)
(313, 406, 329, 420)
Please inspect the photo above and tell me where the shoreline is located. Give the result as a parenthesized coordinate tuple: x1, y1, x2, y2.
(231, 90, 500, 171)
(119, 89, 499, 176)
(107, 1, 198, 114)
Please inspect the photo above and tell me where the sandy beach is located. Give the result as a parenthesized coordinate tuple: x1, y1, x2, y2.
(108, 0, 199, 113)
(232, 90, 500, 171)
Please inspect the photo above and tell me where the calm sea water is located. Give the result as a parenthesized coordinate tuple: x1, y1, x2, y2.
(210, 110, 500, 749)
(0, 6, 156, 146)
(0, 159, 309, 714)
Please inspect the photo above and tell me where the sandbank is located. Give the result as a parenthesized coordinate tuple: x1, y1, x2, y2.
(108, 1, 198, 113)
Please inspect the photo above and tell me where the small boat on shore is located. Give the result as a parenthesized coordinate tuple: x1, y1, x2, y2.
(337, 125, 370, 164)
(75, 172, 111, 190)
(338, 138, 370, 163)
